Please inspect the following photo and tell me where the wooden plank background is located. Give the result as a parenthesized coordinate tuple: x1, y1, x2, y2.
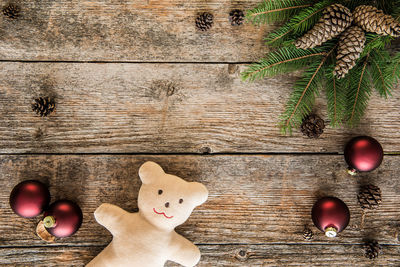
(0, 63, 399, 153)
(1, 155, 400, 266)
(0, 0, 268, 62)
(0, 0, 399, 266)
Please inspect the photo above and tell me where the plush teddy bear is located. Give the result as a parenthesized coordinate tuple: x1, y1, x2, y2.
(87, 161, 208, 267)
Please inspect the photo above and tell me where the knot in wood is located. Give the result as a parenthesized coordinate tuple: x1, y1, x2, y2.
(150, 80, 177, 99)
(235, 249, 249, 261)
(227, 64, 238, 74)
(199, 146, 212, 154)
(165, 82, 175, 96)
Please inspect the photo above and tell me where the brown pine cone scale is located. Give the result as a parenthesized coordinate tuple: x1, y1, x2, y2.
(32, 97, 56, 117)
(358, 184, 382, 210)
(303, 227, 314, 241)
(334, 26, 366, 79)
(353, 5, 400, 37)
(364, 240, 382, 259)
(195, 12, 214, 31)
(2, 3, 20, 19)
(229, 9, 244, 26)
(300, 114, 325, 138)
(295, 4, 353, 49)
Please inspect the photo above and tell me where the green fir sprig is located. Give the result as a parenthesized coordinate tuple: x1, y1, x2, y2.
(243, 0, 400, 133)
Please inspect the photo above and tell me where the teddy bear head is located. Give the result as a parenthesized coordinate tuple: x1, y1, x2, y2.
(137, 161, 208, 231)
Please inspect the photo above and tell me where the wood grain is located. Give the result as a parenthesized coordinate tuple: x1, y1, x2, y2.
(0, 62, 399, 153)
(1, 155, 400, 248)
(1, 244, 400, 266)
(0, 0, 268, 62)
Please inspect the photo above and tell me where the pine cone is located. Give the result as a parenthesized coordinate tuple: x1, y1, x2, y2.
(32, 97, 56, 117)
(364, 240, 382, 259)
(295, 4, 353, 49)
(333, 26, 366, 79)
(358, 185, 382, 210)
(303, 227, 314, 241)
(195, 12, 213, 31)
(2, 3, 20, 19)
(300, 114, 325, 138)
(229, 9, 244, 26)
(353, 5, 400, 37)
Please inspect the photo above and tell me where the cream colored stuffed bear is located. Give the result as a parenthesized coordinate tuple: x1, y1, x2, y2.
(87, 161, 208, 267)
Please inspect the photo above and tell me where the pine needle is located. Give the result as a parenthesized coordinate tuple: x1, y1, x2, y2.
(290, 0, 334, 34)
(369, 50, 392, 98)
(279, 52, 330, 133)
(339, 0, 375, 10)
(361, 33, 393, 58)
(346, 55, 372, 127)
(325, 65, 347, 126)
(265, 0, 334, 46)
(384, 51, 400, 91)
(246, 0, 311, 25)
(241, 46, 326, 81)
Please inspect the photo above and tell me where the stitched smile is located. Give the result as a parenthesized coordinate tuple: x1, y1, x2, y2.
(153, 208, 173, 219)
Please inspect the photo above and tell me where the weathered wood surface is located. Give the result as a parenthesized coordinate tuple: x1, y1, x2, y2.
(0, 62, 399, 153)
(0, 0, 268, 62)
(2, 244, 400, 266)
(1, 1, 400, 266)
(1, 155, 399, 250)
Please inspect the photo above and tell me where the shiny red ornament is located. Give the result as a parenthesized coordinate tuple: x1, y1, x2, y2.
(344, 136, 383, 175)
(9, 180, 50, 218)
(43, 200, 83, 238)
(312, 197, 350, 237)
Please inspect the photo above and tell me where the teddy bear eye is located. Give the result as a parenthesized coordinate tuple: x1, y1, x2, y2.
(179, 199, 183, 204)
(158, 190, 163, 195)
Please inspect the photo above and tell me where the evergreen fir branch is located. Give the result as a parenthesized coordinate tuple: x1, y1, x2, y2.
(241, 46, 326, 81)
(265, 23, 295, 46)
(246, 0, 311, 25)
(384, 51, 400, 91)
(244, 0, 400, 133)
(340, 0, 375, 10)
(361, 33, 392, 58)
(265, 0, 333, 46)
(392, 5, 400, 19)
(279, 52, 331, 133)
(368, 50, 392, 97)
(375, 0, 395, 14)
(290, 0, 334, 34)
(346, 55, 372, 127)
(325, 65, 347, 126)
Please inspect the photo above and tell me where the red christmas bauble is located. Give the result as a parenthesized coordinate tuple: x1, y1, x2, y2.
(43, 200, 83, 238)
(312, 197, 350, 237)
(9, 180, 50, 218)
(344, 136, 383, 175)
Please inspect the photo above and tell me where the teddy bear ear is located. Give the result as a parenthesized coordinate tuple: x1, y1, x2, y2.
(138, 161, 165, 184)
(189, 182, 208, 206)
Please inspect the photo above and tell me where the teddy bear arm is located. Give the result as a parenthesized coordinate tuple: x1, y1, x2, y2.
(94, 203, 129, 234)
(169, 234, 201, 267)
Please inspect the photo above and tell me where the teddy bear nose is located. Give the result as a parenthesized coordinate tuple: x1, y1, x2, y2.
(165, 202, 170, 208)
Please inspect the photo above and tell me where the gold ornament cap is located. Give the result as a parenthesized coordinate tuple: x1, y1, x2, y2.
(325, 227, 338, 237)
(347, 167, 357, 176)
(43, 216, 56, 228)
